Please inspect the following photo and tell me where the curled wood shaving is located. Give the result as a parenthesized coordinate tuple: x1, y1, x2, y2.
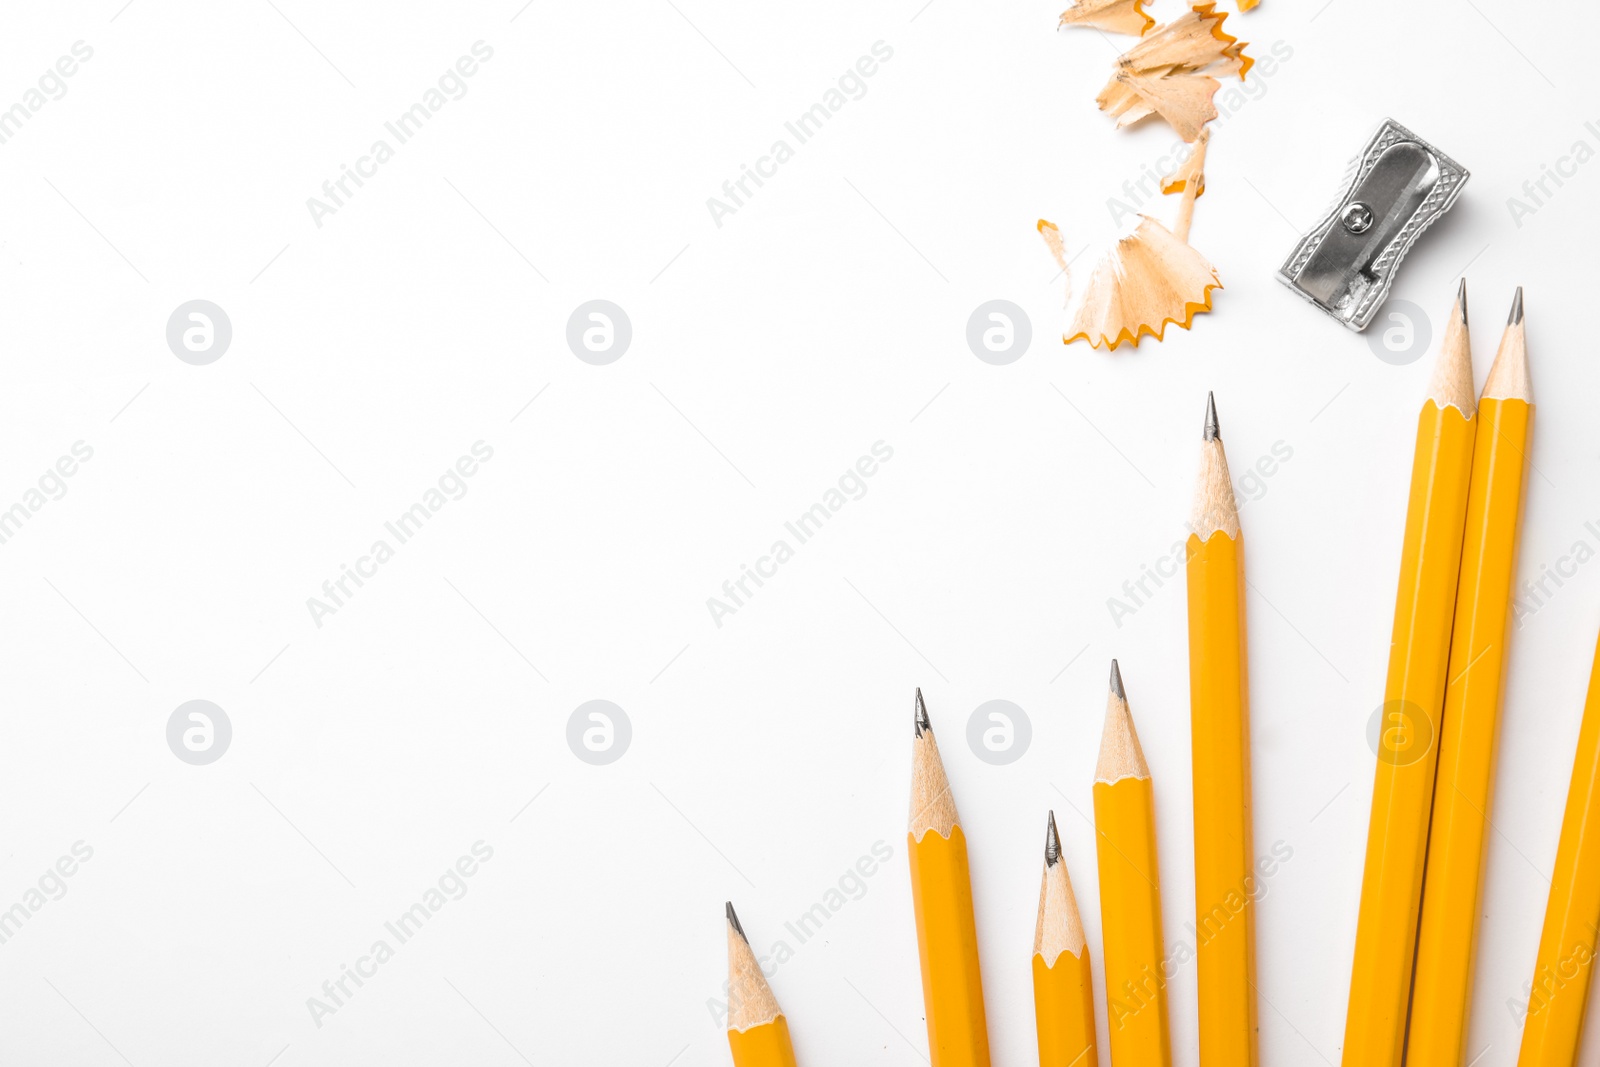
(1094, 3, 1252, 141)
(1199, 4, 1253, 77)
(1038, 219, 1069, 273)
(1097, 68, 1220, 143)
(1165, 127, 1210, 242)
(1117, 5, 1248, 76)
(1039, 216, 1220, 351)
(1160, 139, 1207, 198)
(1058, 0, 1154, 36)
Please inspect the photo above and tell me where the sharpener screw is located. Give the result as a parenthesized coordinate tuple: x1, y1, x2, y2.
(1341, 201, 1375, 234)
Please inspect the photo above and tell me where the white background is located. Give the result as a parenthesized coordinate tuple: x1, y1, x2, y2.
(0, 0, 1595, 1064)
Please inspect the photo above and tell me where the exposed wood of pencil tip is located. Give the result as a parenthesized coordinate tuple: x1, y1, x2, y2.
(1035, 811, 1088, 962)
(1191, 391, 1240, 540)
(726, 903, 784, 1032)
(910, 689, 961, 840)
(1481, 287, 1531, 402)
(1426, 279, 1476, 416)
(1096, 660, 1151, 784)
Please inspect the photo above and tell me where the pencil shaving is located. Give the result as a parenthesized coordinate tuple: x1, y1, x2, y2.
(1041, 216, 1220, 351)
(1058, 0, 1154, 36)
(1167, 126, 1210, 243)
(1038, 219, 1069, 272)
(1097, 69, 1219, 143)
(1116, 5, 1249, 76)
(1160, 143, 1207, 198)
(1095, 4, 1251, 141)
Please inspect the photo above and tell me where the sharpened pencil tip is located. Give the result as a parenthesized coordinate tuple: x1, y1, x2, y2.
(726, 901, 747, 942)
(1202, 391, 1220, 442)
(913, 688, 930, 737)
(1510, 286, 1524, 325)
(1109, 659, 1125, 699)
(1457, 278, 1468, 324)
(1045, 810, 1061, 867)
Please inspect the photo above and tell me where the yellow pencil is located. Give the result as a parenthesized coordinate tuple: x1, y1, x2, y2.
(1408, 289, 1533, 1065)
(1342, 280, 1478, 1067)
(909, 689, 992, 1067)
(1033, 811, 1098, 1067)
(1095, 660, 1172, 1066)
(1186, 391, 1259, 1067)
(726, 902, 800, 1067)
(1518, 626, 1600, 1065)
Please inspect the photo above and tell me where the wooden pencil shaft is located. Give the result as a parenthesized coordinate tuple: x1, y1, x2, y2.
(1517, 630, 1600, 1066)
(910, 825, 992, 1067)
(1034, 842, 1098, 1066)
(1408, 394, 1532, 1064)
(1341, 396, 1477, 1067)
(1188, 527, 1259, 1066)
(1034, 950, 1098, 1067)
(727, 1018, 799, 1067)
(1095, 773, 1173, 1066)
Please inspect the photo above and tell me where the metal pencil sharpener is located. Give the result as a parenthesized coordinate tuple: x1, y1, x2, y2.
(1277, 119, 1469, 332)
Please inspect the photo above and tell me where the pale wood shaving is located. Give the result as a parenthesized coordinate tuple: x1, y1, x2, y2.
(1099, 68, 1219, 143)
(1117, 6, 1240, 73)
(1167, 127, 1210, 242)
(1094, 4, 1250, 141)
(1160, 139, 1208, 198)
(1047, 216, 1220, 351)
(1038, 219, 1069, 273)
(1059, 0, 1154, 36)
(1200, 4, 1253, 74)
(1213, 51, 1249, 78)
(1094, 75, 1155, 128)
